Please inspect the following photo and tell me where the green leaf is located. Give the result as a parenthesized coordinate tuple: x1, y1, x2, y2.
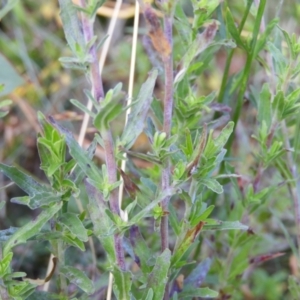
(174, 3, 191, 45)
(112, 267, 132, 300)
(179, 287, 218, 298)
(121, 69, 158, 149)
(0, 251, 13, 278)
(203, 220, 248, 231)
(190, 205, 215, 227)
(22, 291, 63, 300)
(192, 0, 220, 29)
(150, 100, 163, 126)
(254, 18, 279, 57)
(0, 0, 19, 20)
(201, 178, 223, 194)
(59, 57, 88, 70)
(169, 204, 181, 236)
(70, 99, 96, 118)
(288, 276, 300, 299)
(184, 258, 211, 287)
(8, 280, 35, 298)
(172, 222, 204, 266)
(49, 117, 103, 189)
(94, 98, 123, 132)
(204, 121, 234, 158)
(0, 54, 25, 96)
(69, 138, 97, 186)
(85, 181, 116, 263)
(184, 22, 218, 68)
(214, 121, 234, 151)
(0, 99, 13, 118)
(258, 83, 272, 130)
(0, 164, 62, 209)
(4, 202, 62, 256)
(279, 27, 297, 60)
(272, 90, 284, 120)
(58, 0, 85, 56)
(60, 266, 95, 295)
(176, 22, 218, 84)
(144, 249, 171, 300)
(145, 288, 154, 300)
(283, 87, 300, 118)
(62, 232, 85, 251)
(267, 42, 288, 79)
(129, 188, 175, 224)
(186, 124, 207, 175)
(225, 8, 246, 50)
(58, 213, 88, 242)
(129, 226, 153, 273)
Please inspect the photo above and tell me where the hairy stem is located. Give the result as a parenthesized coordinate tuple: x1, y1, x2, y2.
(79, 1, 125, 270)
(161, 14, 173, 253)
(57, 241, 67, 294)
(161, 11, 174, 300)
(79, 0, 104, 101)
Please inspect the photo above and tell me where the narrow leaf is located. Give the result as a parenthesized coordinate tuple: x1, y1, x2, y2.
(58, 213, 88, 242)
(0, 0, 19, 20)
(0, 54, 25, 97)
(0, 164, 46, 196)
(0, 252, 13, 277)
(201, 178, 223, 194)
(129, 226, 153, 273)
(121, 69, 158, 149)
(258, 83, 271, 130)
(85, 180, 116, 262)
(179, 287, 218, 298)
(144, 249, 171, 300)
(60, 266, 95, 295)
(70, 99, 96, 118)
(112, 267, 132, 300)
(203, 220, 248, 231)
(93, 97, 123, 131)
(58, 0, 85, 55)
(225, 8, 246, 50)
(172, 222, 205, 266)
(186, 124, 207, 175)
(288, 276, 300, 299)
(4, 202, 62, 255)
(184, 258, 212, 287)
(129, 188, 175, 224)
(49, 117, 103, 188)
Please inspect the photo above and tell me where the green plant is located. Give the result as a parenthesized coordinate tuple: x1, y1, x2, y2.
(1, 0, 300, 299)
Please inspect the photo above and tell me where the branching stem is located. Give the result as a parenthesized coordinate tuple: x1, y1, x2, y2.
(79, 0, 125, 270)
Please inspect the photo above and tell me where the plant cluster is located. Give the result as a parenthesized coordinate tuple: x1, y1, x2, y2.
(0, 0, 300, 299)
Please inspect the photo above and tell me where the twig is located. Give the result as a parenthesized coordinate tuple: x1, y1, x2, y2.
(78, 0, 126, 271)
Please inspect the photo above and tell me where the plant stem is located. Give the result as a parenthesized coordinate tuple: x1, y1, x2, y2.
(161, 9, 174, 300)
(216, 0, 252, 107)
(161, 14, 173, 254)
(79, 1, 125, 270)
(102, 129, 125, 269)
(282, 121, 300, 258)
(225, 0, 266, 156)
(79, 0, 104, 101)
(57, 241, 67, 294)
